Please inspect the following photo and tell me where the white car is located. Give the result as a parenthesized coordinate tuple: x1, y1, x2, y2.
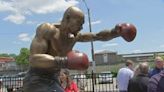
(98, 71, 113, 84)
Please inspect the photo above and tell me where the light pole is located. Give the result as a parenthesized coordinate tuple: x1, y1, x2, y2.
(82, 0, 96, 73)
(82, 0, 96, 91)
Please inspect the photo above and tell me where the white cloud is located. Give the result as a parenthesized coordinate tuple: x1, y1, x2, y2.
(30, 0, 78, 14)
(12, 41, 22, 45)
(26, 20, 38, 25)
(4, 14, 25, 24)
(0, 0, 79, 24)
(0, 1, 16, 12)
(85, 20, 101, 27)
(18, 33, 31, 42)
(102, 43, 118, 48)
(132, 49, 141, 53)
(160, 45, 164, 48)
(91, 20, 101, 25)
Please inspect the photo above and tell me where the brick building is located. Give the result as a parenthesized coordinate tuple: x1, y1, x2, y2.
(94, 51, 164, 66)
(94, 50, 119, 65)
(0, 57, 16, 71)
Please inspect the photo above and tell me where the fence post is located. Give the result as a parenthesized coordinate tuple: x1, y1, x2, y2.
(91, 70, 95, 92)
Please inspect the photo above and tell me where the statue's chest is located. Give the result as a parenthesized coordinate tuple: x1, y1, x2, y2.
(49, 36, 75, 54)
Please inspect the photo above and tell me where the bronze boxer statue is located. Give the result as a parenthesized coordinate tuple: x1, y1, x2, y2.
(23, 6, 137, 92)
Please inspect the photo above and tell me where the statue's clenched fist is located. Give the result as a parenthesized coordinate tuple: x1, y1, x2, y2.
(115, 23, 137, 42)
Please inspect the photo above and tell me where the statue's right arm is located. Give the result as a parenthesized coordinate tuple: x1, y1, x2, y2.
(29, 23, 57, 69)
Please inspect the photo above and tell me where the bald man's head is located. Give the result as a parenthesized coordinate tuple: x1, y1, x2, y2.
(138, 62, 149, 74)
(62, 6, 84, 23)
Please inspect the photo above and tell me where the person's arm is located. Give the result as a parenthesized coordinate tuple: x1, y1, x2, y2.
(76, 23, 136, 42)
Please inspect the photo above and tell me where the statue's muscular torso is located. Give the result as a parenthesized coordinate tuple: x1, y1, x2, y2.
(48, 31, 76, 57)
(34, 23, 76, 57)
(29, 23, 79, 69)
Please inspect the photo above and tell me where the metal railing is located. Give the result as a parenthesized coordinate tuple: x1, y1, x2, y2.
(72, 73, 118, 92)
(0, 72, 118, 92)
(0, 76, 23, 92)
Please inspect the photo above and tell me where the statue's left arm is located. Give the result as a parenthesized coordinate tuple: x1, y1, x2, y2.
(76, 23, 137, 42)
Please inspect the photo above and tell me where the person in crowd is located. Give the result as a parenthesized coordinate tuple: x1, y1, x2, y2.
(148, 56, 164, 77)
(23, 6, 137, 92)
(60, 69, 79, 92)
(0, 81, 8, 92)
(148, 69, 164, 92)
(116, 59, 134, 92)
(133, 64, 140, 77)
(128, 62, 149, 92)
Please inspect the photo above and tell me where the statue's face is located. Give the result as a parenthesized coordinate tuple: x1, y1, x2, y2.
(69, 17, 84, 33)
(61, 7, 85, 37)
(67, 16, 84, 35)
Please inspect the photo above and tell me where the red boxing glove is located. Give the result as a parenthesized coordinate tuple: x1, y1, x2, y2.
(66, 51, 89, 70)
(115, 23, 137, 42)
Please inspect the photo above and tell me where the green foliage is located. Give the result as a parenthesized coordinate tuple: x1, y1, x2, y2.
(8, 54, 17, 58)
(0, 53, 9, 57)
(0, 53, 17, 58)
(160, 55, 164, 59)
(16, 48, 30, 65)
(148, 61, 155, 68)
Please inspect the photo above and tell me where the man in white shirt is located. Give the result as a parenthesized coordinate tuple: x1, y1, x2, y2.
(117, 60, 134, 92)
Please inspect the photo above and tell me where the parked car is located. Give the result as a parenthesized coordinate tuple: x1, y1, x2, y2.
(16, 71, 27, 77)
(98, 71, 113, 84)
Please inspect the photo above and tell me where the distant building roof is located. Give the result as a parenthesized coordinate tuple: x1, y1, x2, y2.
(0, 57, 15, 62)
(95, 50, 117, 55)
(120, 51, 164, 56)
(123, 53, 154, 58)
(121, 51, 164, 58)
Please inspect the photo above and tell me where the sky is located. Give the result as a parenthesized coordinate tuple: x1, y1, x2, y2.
(0, 0, 164, 61)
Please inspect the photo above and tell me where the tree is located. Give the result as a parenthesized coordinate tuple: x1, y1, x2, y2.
(16, 48, 30, 65)
(0, 53, 9, 57)
(8, 53, 17, 58)
(0, 53, 17, 58)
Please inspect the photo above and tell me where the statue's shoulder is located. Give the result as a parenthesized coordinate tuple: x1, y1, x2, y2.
(37, 22, 55, 29)
(35, 22, 58, 38)
(36, 22, 59, 33)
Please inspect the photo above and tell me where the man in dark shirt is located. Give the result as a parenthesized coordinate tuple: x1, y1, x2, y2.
(128, 62, 149, 92)
(148, 70, 164, 92)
